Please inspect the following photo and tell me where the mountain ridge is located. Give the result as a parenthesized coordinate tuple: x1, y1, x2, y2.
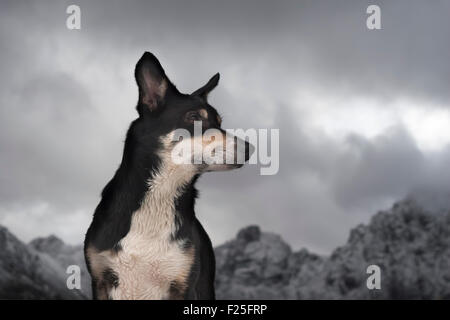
(1, 198, 449, 299)
(215, 198, 450, 299)
(0, 225, 86, 299)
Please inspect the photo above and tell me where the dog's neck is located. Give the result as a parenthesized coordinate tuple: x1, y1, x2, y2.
(90, 132, 199, 251)
(125, 151, 199, 238)
(141, 133, 200, 216)
(148, 149, 197, 195)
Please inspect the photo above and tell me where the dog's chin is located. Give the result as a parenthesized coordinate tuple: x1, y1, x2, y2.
(203, 163, 243, 172)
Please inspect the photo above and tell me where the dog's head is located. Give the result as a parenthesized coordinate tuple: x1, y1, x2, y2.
(130, 52, 253, 175)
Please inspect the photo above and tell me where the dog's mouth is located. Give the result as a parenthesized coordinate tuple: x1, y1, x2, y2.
(203, 163, 243, 172)
(202, 139, 253, 171)
(200, 143, 253, 172)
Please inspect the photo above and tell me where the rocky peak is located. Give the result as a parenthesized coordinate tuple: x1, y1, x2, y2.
(236, 225, 261, 243)
(0, 226, 86, 300)
(29, 235, 66, 254)
(215, 198, 450, 299)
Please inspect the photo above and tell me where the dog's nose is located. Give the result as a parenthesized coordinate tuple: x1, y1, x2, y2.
(245, 141, 254, 162)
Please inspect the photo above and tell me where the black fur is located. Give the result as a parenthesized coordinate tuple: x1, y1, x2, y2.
(103, 268, 119, 289)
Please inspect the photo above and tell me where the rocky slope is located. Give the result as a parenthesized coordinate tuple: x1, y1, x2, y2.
(215, 198, 450, 299)
(29, 235, 91, 298)
(0, 198, 449, 299)
(0, 226, 87, 299)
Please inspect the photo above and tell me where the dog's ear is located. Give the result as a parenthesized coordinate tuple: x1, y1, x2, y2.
(191, 73, 220, 100)
(135, 52, 174, 114)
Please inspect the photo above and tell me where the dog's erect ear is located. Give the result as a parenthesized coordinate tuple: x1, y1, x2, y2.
(135, 52, 173, 113)
(191, 73, 220, 100)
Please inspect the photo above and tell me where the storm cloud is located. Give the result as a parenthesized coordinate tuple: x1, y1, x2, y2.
(1, 0, 449, 253)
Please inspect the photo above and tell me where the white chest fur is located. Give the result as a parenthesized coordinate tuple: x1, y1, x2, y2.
(90, 156, 197, 300)
(107, 202, 194, 299)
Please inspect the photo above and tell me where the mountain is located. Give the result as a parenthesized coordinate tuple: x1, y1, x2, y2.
(0, 198, 449, 299)
(29, 235, 92, 298)
(215, 198, 450, 299)
(0, 226, 87, 299)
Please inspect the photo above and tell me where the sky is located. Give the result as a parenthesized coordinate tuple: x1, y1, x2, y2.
(1, 0, 450, 254)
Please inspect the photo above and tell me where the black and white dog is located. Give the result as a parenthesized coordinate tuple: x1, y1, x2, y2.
(84, 52, 251, 300)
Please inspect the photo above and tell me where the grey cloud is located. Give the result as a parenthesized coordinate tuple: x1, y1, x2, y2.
(199, 105, 450, 252)
(1, 72, 100, 205)
(331, 127, 424, 209)
(76, 0, 450, 105)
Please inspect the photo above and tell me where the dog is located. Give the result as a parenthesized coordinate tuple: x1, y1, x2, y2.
(84, 52, 252, 300)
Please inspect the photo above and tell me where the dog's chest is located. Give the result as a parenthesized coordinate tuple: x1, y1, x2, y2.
(88, 161, 199, 299)
(103, 188, 194, 299)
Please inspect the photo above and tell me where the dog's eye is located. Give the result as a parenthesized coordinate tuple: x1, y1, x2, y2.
(185, 111, 201, 123)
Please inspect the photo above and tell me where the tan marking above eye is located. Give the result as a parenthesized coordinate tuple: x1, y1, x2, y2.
(216, 115, 222, 126)
(198, 109, 208, 119)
